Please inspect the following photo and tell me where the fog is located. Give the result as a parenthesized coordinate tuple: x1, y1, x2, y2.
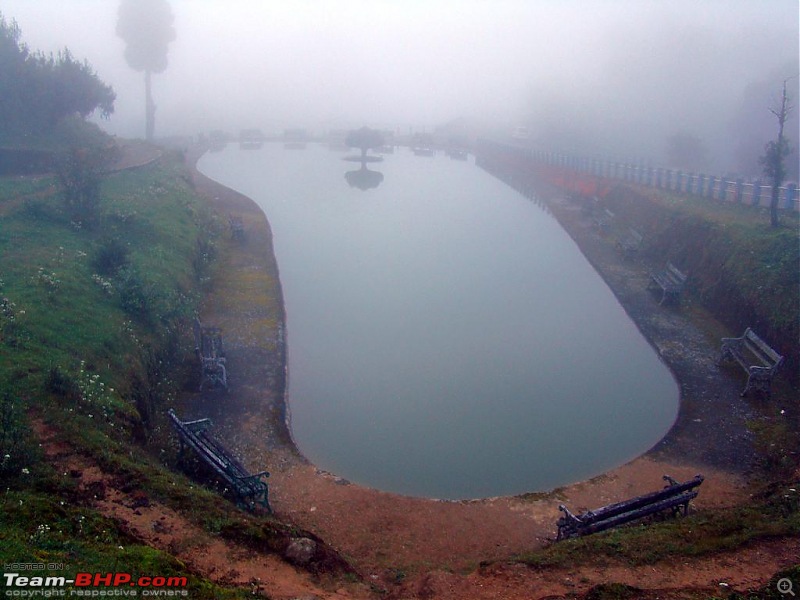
(3, 0, 798, 175)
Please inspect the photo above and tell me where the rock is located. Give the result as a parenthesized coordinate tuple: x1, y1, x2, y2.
(285, 537, 317, 565)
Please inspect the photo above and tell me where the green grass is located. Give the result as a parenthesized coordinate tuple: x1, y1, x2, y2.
(0, 150, 302, 594)
(606, 183, 800, 375)
(0, 176, 57, 204)
(515, 481, 799, 569)
(0, 491, 255, 599)
(2, 143, 797, 594)
(0, 159, 202, 404)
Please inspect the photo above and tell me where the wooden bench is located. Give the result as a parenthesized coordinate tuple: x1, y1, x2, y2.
(168, 409, 271, 511)
(718, 328, 784, 397)
(193, 318, 227, 391)
(592, 208, 615, 233)
(648, 261, 688, 305)
(616, 227, 643, 259)
(556, 474, 704, 540)
(228, 214, 244, 240)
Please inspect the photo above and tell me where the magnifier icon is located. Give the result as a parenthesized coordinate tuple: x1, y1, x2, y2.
(778, 578, 796, 596)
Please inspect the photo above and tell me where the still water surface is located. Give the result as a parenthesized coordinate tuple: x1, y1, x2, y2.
(198, 144, 679, 499)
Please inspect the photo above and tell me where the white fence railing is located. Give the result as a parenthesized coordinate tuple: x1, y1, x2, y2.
(477, 139, 799, 212)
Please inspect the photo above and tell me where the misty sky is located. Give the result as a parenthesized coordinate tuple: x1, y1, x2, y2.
(3, 0, 798, 174)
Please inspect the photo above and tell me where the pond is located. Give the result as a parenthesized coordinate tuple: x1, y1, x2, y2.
(198, 143, 679, 500)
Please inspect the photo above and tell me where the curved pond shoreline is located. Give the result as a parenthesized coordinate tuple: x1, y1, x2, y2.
(197, 144, 681, 499)
(183, 143, 755, 573)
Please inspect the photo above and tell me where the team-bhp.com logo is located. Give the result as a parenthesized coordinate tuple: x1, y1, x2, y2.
(3, 571, 188, 597)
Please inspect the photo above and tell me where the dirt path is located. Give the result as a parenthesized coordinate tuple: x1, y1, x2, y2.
(32, 419, 364, 600)
(36, 405, 798, 600)
(388, 536, 800, 600)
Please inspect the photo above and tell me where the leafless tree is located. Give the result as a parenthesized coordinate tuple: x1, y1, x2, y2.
(759, 77, 795, 228)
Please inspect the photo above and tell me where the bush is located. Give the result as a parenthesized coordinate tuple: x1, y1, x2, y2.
(116, 266, 154, 319)
(93, 238, 130, 276)
(55, 146, 105, 226)
(44, 365, 80, 401)
(22, 198, 55, 221)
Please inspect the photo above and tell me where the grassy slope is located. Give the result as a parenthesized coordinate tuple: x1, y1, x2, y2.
(2, 146, 797, 596)
(0, 151, 311, 598)
(515, 183, 800, 575)
(604, 184, 799, 372)
(0, 155, 205, 423)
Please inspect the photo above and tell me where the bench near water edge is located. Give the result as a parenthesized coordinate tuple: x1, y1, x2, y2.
(718, 327, 784, 397)
(193, 318, 227, 391)
(167, 409, 271, 511)
(556, 474, 704, 540)
(228, 214, 245, 240)
(648, 261, 688, 306)
(615, 227, 643, 259)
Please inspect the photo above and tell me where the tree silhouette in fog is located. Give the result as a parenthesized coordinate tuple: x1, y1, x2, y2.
(760, 78, 794, 228)
(345, 127, 385, 159)
(0, 13, 115, 138)
(116, 0, 175, 141)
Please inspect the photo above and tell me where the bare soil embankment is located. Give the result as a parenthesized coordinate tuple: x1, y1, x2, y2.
(180, 146, 797, 599)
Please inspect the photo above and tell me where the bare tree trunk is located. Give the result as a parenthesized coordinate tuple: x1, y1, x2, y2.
(145, 70, 156, 141)
(769, 184, 781, 227)
(768, 79, 791, 228)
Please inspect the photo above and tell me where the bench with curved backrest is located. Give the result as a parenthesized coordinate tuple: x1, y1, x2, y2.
(719, 327, 784, 397)
(648, 261, 688, 306)
(193, 318, 227, 391)
(168, 409, 270, 511)
(593, 207, 615, 233)
(228, 214, 244, 240)
(615, 227, 643, 259)
(556, 475, 704, 540)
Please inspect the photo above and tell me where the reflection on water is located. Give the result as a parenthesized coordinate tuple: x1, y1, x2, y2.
(345, 161, 384, 190)
(198, 143, 679, 500)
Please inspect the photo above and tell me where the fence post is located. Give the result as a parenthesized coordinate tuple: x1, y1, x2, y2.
(742, 182, 753, 205)
(752, 180, 762, 206)
(735, 178, 744, 203)
(785, 183, 796, 210)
